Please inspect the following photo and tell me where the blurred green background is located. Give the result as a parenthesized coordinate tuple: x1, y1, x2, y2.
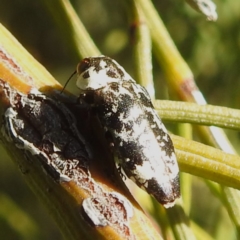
(0, 0, 239, 239)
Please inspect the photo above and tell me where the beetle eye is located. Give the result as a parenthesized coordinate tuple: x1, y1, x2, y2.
(77, 58, 91, 74)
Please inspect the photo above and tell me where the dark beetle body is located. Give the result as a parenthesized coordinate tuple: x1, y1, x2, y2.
(76, 56, 180, 207)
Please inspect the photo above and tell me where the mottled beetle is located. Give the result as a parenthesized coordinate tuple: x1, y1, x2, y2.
(66, 56, 180, 208)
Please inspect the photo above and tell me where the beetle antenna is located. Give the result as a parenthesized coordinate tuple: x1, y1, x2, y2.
(60, 70, 77, 93)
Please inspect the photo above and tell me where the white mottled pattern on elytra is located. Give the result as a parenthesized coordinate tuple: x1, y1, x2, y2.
(110, 58, 134, 82)
(75, 56, 180, 207)
(128, 105, 142, 121)
(133, 161, 155, 182)
(118, 112, 125, 122)
(111, 104, 118, 113)
(99, 74, 180, 180)
(132, 161, 177, 199)
(106, 80, 179, 179)
(113, 108, 179, 182)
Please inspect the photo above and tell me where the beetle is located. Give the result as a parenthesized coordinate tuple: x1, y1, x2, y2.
(66, 55, 180, 208)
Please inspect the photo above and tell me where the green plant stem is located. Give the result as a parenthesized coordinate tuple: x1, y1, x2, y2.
(134, 0, 236, 154)
(154, 100, 240, 131)
(42, 0, 100, 58)
(134, 0, 193, 91)
(0, 193, 39, 239)
(178, 123, 193, 215)
(172, 135, 240, 190)
(221, 187, 240, 238)
(191, 221, 214, 240)
(129, 2, 155, 99)
(166, 200, 197, 240)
